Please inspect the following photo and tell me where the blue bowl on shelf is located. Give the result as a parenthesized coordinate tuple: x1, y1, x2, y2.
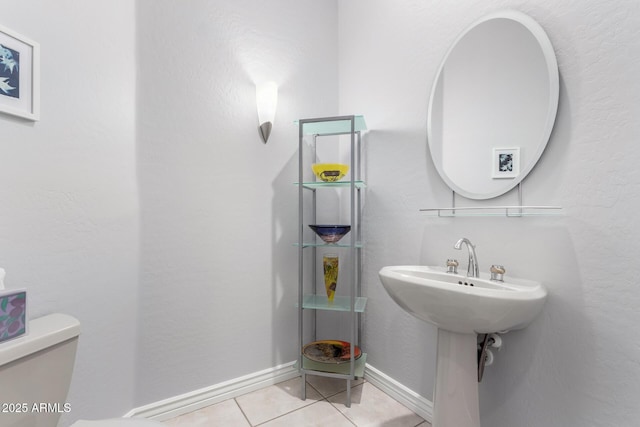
(309, 225, 351, 244)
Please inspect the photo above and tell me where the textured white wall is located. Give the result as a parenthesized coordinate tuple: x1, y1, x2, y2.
(135, 0, 339, 405)
(1, 0, 338, 419)
(340, 0, 640, 426)
(4, 1, 638, 424)
(0, 1, 138, 424)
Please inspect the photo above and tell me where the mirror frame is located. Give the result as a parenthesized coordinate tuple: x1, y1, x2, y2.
(427, 10, 559, 200)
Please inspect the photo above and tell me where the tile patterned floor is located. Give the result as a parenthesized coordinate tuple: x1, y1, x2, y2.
(163, 376, 430, 426)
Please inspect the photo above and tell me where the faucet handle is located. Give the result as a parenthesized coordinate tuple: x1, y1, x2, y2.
(490, 265, 506, 281)
(446, 259, 459, 274)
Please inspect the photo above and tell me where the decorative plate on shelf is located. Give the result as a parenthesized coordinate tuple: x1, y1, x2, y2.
(302, 340, 362, 364)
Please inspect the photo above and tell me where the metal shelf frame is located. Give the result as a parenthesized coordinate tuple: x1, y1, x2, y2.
(296, 115, 367, 407)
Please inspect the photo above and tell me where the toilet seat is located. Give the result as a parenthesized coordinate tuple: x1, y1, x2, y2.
(71, 418, 164, 426)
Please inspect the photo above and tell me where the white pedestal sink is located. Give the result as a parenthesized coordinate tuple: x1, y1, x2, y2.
(378, 265, 547, 427)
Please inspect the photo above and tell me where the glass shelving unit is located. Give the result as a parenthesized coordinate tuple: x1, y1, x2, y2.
(296, 115, 367, 407)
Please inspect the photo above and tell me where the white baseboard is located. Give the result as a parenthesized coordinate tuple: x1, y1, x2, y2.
(125, 361, 299, 421)
(364, 364, 433, 423)
(126, 361, 433, 424)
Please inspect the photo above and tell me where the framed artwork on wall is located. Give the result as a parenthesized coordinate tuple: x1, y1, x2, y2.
(492, 147, 520, 179)
(0, 24, 40, 121)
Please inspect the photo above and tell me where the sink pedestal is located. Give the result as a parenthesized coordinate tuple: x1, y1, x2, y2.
(433, 329, 480, 427)
(379, 265, 547, 426)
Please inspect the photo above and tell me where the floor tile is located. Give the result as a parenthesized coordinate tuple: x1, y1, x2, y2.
(328, 382, 425, 427)
(163, 399, 249, 426)
(260, 400, 354, 427)
(305, 375, 365, 398)
(235, 377, 323, 426)
(162, 376, 430, 427)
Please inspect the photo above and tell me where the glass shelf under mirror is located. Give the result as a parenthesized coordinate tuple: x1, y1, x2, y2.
(420, 205, 563, 217)
(302, 294, 368, 312)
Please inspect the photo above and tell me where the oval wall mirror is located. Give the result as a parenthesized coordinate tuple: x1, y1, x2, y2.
(427, 10, 559, 200)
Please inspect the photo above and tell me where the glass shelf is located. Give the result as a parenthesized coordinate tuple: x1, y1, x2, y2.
(295, 115, 367, 136)
(294, 242, 363, 248)
(299, 353, 367, 378)
(296, 181, 366, 189)
(302, 294, 367, 312)
(420, 205, 563, 217)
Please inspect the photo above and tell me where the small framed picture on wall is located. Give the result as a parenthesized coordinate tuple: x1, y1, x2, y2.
(0, 24, 40, 121)
(492, 147, 520, 179)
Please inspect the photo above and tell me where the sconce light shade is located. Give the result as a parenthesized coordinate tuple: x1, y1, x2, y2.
(256, 81, 278, 143)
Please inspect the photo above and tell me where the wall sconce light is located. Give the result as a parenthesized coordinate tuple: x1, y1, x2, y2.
(256, 81, 278, 143)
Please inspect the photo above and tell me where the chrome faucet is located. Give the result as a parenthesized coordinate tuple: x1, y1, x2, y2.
(454, 238, 479, 278)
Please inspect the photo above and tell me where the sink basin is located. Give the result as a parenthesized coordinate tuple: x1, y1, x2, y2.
(379, 263, 548, 426)
(378, 265, 547, 334)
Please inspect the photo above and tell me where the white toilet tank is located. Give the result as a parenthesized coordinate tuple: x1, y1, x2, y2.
(0, 313, 81, 427)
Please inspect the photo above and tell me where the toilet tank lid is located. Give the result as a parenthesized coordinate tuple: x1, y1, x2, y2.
(0, 313, 80, 367)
